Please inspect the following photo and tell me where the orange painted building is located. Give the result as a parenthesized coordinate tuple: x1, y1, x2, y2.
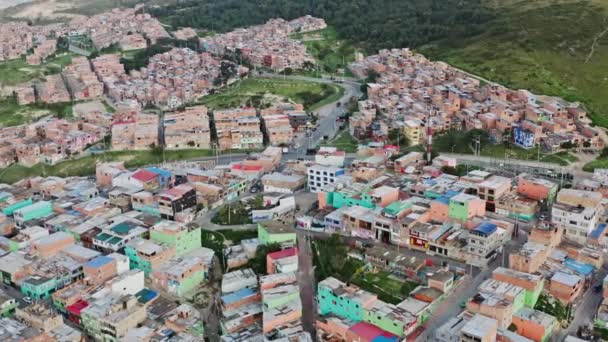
(31, 232, 75, 258)
(83, 255, 117, 285)
(549, 272, 583, 304)
(517, 174, 557, 202)
(512, 307, 557, 342)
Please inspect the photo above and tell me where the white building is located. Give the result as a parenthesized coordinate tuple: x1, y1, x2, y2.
(307, 165, 345, 193)
(551, 197, 602, 244)
(466, 222, 506, 266)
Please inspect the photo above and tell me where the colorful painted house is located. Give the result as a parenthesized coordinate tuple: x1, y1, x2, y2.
(0, 292, 17, 317)
(448, 193, 485, 222)
(318, 277, 376, 322)
(66, 299, 89, 324)
(124, 237, 175, 276)
(257, 222, 297, 246)
(149, 220, 200, 256)
(14, 201, 53, 226)
(151, 248, 214, 297)
(2, 198, 33, 216)
(21, 275, 57, 300)
(492, 267, 544, 308)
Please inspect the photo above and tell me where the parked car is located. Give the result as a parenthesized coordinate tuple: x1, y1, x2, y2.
(23, 297, 32, 304)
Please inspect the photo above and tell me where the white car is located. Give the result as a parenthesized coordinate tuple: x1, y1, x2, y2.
(23, 297, 32, 304)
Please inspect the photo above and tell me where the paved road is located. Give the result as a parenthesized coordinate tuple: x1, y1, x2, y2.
(297, 229, 317, 340)
(440, 152, 591, 181)
(555, 264, 608, 341)
(416, 225, 528, 341)
(260, 73, 363, 156)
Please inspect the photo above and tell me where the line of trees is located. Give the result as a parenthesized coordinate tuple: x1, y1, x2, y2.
(146, 0, 494, 53)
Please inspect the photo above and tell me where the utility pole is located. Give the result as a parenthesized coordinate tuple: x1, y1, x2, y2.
(426, 108, 434, 165)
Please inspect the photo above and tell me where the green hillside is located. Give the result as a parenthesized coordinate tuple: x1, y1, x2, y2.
(422, 0, 608, 127)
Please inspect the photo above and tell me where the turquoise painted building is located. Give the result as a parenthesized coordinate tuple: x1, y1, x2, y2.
(382, 201, 412, 219)
(21, 275, 57, 300)
(2, 198, 33, 216)
(318, 277, 369, 322)
(14, 201, 53, 226)
(325, 189, 376, 210)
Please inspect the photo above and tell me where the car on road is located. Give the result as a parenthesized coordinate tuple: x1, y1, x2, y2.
(23, 297, 32, 304)
(336, 102, 341, 107)
(594, 285, 602, 293)
(323, 135, 329, 140)
(306, 148, 317, 155)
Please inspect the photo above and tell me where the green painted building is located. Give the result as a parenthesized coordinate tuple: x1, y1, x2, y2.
(263, 285, 300, 310)
(363, 302, 411, 337)
(448, 193, 482, 221)
(124, 237, 174, 276)
(258, 222, 297, 246)
(21, 275, 57, 300)
(0, 294, 17, 317)
(150, 220, 201, 256)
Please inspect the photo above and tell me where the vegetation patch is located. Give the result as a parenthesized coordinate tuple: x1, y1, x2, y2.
(0, 148, 228, 184)
(321, 128, 360, 153)
(211, 196, 265, 225)
(198, 77, 343, 111)
(0, 96, 73, 127)
(422, 1, 608, 128)
(312, 235, 417, 305)
(433, 129, 577, 166)
(0, 53, 74, 86)
(534, 293, 571, 322)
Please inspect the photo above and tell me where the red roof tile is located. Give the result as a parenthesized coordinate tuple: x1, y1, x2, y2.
(132, 169, 157, 182)
(267, 247, 298, 260)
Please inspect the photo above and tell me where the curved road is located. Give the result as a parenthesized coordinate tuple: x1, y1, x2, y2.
(261, 73, 363, 156)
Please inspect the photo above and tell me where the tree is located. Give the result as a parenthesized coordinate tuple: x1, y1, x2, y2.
(303, 61, 315, 71)
(215, 60, 238, 86)
(248, 243, 281, 274)
(560, 141, 576, 149)
(388, 128, 410, 147)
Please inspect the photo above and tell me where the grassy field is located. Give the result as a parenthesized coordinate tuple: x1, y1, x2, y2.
(422, 0, 608, 128)
(433, 130, 578, 166)
(322, 128, 360, 152)
(352, 271, 417, 305)
(0, 148, 258, 184)
(584, 158, 608, 172)
(198, 77, 343, 111)
(0, 53, 74, 86)
(0, 96, 73, 127)
(480, 144, 578, 166)
(291, 26, 357, 75)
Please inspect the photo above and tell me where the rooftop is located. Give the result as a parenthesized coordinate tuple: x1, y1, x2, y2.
(513, 307, 556, 327)
(551, 272, 582, 287)
(461, 313, 497, 338)
(85, 255, 114, 269)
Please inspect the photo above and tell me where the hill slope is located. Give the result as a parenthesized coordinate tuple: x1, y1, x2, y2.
(147, 0, 492, 52)
(421, 0, 608, 127)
